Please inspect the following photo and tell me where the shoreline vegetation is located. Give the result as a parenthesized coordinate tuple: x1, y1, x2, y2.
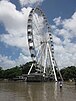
(0, 62, 76, 82)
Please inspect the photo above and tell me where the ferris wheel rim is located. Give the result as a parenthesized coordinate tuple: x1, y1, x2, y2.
(27, 7, 54, 61)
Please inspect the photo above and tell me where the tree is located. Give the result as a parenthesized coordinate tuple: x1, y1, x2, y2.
(60, 66, 76, 81)
(4, 66, 22, 79)
(21, 61, 37, 74)
(0, 67, 4, 78)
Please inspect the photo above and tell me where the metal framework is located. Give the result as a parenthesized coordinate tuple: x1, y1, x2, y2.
(27, 7, 62, 82)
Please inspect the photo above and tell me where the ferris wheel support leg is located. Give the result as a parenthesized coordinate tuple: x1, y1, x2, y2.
(36, 44, 43, 65)
(55, 60, 63, 82)
(47, 43, 57, 82)
(28, 63, 34, 75)
(43, 44, 48, 76)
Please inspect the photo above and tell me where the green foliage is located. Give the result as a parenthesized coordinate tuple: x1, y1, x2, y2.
(0, 62, 76, 81)
(60, 66, 76, 81)
(0, 67, 4, 78)
(0, 66, 22, 79)
(21, 61, 37, 74)
(0, 61, 36, 79)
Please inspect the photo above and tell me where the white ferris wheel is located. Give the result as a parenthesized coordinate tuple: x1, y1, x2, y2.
(27, 7, 62, 82)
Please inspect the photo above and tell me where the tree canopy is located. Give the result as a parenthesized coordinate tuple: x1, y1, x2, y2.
(0, 63, 76, 81)
(60, 66, 76, 81)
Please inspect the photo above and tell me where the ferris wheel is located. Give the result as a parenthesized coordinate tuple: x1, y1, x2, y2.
(27, 7, 62, 82)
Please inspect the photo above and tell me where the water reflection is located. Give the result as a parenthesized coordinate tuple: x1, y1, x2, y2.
(54, 82, 57, 100)
(27, 82, 58, 101)
(43, 83, 47, 101)
(0, 81, 76, 101)
(27, 83, 50, 101)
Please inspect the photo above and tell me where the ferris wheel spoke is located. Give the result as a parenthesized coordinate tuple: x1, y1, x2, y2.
(32, 23, 42, 42)
(33, 20, 45, 42)
(33, 14, 47, 38)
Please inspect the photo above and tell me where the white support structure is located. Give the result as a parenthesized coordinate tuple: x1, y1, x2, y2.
(39, 44, 45, 67)
(36, 44, 43, 65)
(27, 7, 63, 82)
(54, 60, 63, 81)
(47, 43, 57, 82)
(28, 63, 34, 75)
(43, 43, 48, 76)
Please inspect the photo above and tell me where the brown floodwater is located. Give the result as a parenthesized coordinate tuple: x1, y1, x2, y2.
(0, 81, 76, 101)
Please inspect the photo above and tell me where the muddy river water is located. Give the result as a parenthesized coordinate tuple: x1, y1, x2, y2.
(0, 81, 76, 101)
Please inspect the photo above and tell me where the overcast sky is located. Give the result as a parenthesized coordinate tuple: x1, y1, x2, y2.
(0, 0, 76, 69)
